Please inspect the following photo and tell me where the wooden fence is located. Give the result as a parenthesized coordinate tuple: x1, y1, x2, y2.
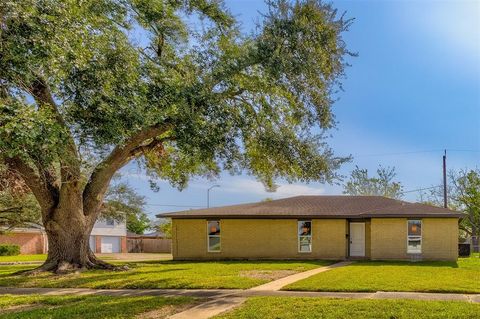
(127, 237, 172, 253)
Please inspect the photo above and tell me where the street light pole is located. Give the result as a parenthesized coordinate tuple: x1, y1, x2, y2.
(207, 185, 220, 208)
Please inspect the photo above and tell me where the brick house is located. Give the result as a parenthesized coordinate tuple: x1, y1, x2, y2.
(161, 196, 463, 261)
(1, 218, 127, 254)
(0, 227, 48, 254)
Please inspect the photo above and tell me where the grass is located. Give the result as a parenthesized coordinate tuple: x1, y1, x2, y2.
(0, 260, 329, 289)
(285, 256, 480, 293)
(0, 255, 47, 263)
(0, 294, 194, 319)
(214, 297, 480, 319)
(0, 254, 129, 263)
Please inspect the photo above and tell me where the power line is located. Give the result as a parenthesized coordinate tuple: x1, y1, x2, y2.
(354, 150, 442, 157)
(446, 149, 480, 153)
(144, 203, 205, 208)
(400, 185, 442, 194)
(354, 149, 480, 157)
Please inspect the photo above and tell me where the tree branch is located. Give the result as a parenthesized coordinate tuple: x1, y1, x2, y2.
(28, 77, 81, 182)
(82, 124, 172, 216)
(5, 157, 58, 216)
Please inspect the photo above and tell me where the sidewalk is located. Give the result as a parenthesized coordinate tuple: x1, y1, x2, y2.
(2, 286, 479, 303)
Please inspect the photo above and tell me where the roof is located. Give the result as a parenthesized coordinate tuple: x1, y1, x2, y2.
(158, 195, 463, 219)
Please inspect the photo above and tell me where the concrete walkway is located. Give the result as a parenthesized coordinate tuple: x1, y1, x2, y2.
(2, 287, 478, 303)
(168, 296, 247, 319)
(0, 287, 238, 298)
(0, 253, 172, 265)
(250, 261, 352, 291)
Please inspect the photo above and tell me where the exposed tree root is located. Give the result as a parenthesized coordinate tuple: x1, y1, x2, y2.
(17, 253, 128, 275)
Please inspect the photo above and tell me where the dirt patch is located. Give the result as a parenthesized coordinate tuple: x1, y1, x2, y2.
(2, 304, 45, 314)
(239, 270, 297, 281)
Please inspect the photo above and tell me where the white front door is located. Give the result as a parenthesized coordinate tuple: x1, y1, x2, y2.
(349, 223, 365, 257)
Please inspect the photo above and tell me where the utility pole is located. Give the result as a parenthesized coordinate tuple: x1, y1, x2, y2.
(443, 149, 447, 208)
(207, 185, 220, 208)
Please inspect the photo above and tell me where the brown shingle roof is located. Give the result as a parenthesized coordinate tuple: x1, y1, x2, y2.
(159, 195, 463, 219)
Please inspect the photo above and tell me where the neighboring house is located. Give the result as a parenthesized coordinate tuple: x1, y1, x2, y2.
(0, 218, 127, 254)
(161, 195, 463, 261)
(0, 226, 48, 254)
(89, 217, 127, 253)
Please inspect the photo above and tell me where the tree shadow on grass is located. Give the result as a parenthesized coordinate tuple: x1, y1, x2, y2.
(2, 295, 193, 319)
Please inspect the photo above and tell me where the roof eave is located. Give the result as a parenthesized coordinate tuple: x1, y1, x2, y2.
(162, 213, 464, 219)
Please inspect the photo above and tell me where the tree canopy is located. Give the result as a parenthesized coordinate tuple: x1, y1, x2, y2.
(343, 165, 403, 199)
(103, 177, 151, 235)
(0, 0, 353, 272)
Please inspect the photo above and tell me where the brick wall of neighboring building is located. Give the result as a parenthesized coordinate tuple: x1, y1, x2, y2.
(120, 236, 127, 253)
(95, 235, 101, 253)
(0, 232, 47, 254)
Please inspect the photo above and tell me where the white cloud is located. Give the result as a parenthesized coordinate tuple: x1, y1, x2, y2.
(398, 1, 480, 74)
(220, 178, 325, 198)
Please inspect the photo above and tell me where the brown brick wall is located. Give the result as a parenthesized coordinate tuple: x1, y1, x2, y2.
(0, 232, 46, 254)
(120, 236, 127, 253)
(95, 235, 101, 253)
(173, 217, 458, 261)
(370, 218, 458, 261)
(422, 218, 458, 260)
(365, 221, 371, 258)
(172, 218, 347, 260)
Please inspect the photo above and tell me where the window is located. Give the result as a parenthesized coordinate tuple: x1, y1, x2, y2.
(407, 220, 422, 254)
(298, 220, 312, 253)
(106, 218, 114, 226)
(207, 220, 221, 252)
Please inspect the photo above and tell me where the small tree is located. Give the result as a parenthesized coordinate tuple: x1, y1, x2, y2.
(100, 177, 151, 235)
(155, 218, 172, 239)
(1, 0, 353, 272)
(343, 165, 403, 199)
(419, 169, 480, 249)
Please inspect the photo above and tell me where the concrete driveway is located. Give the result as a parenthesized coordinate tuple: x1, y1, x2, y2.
(98, 253, 172, 261)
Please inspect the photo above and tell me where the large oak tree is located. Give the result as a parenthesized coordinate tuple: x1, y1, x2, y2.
(0, 0, 353, 272)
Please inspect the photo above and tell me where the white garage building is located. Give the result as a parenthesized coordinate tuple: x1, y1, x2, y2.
(89, 218, 127, 253)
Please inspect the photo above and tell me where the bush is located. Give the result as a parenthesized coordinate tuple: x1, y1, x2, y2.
(0, 244, 20, 256)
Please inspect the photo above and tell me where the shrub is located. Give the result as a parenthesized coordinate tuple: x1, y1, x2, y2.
(0, 244, 20, 256)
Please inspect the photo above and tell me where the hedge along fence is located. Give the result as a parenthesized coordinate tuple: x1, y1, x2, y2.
(0, 244, 20, 256)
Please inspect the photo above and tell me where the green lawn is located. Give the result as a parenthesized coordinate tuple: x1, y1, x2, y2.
(285, 256, 480, 293)
(0, 294, 194, 319)
(0, 260, 329, 289)
(215, 297, 480, 319)
(0, 255, 47, 263)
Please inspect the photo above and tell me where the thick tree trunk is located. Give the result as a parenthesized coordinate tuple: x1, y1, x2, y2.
(24, 186, 122, 274)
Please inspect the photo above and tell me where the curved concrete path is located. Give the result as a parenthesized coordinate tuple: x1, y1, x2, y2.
(250, 261, 352, 291)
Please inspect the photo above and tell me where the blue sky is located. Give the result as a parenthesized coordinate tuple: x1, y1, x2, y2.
(122, 0, 480, 218)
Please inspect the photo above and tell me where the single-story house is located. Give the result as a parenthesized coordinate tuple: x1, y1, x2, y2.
(161, 195, 463, 261)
